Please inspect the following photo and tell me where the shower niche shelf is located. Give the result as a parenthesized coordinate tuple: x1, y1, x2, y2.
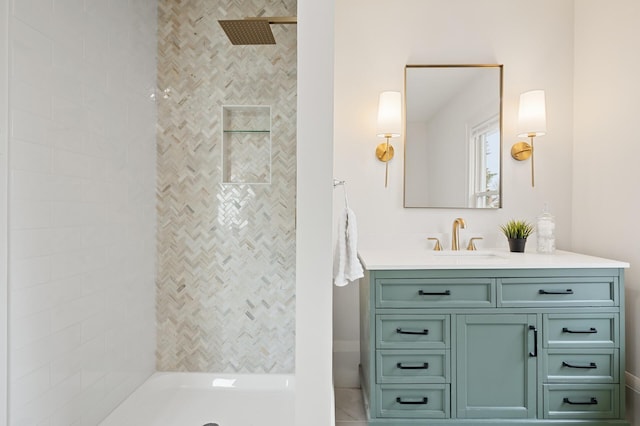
(221, 105, 271, 185)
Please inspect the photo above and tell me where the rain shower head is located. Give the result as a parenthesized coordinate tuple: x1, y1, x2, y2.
(218, 17, 297, 45)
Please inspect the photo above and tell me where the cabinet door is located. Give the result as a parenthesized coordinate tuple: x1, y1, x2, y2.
(456, 314, 537, 419)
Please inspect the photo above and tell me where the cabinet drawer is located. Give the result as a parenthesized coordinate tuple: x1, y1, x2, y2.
(543, 384, 619, 419)
(543, 349, 618, 383)
(498, 277, 617, 307)
(376, 315, 450, 349)
(377, 384, 450, 419)
(544, 313, 618, 348)
(376, 278, 494, 308)
(377, 350, 450, 384)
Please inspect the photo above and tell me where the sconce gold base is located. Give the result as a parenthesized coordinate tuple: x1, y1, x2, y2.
(376, 142, 395, 162)
(511, 142, 532, 161)
(511, 135, 536, 187)
(376, 137, 395, 188)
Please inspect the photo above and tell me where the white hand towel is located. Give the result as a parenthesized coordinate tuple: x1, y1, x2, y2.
(333, 207, 364, 286)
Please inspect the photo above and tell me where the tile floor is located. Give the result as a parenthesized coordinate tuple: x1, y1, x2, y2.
(335, 388, 367, 426)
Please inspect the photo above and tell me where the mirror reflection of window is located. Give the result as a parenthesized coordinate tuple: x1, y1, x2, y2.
(469, 116, 500, 208)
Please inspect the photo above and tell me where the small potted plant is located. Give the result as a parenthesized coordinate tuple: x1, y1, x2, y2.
(500, 219, 534, 252)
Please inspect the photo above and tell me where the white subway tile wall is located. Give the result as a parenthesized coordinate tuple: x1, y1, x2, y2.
(7, 0, 158, 425)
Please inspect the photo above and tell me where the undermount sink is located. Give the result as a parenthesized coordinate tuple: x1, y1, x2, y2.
(433, 250, 504, 258)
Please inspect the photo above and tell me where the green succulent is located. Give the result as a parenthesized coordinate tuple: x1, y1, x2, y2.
(500, 219, 534, 239)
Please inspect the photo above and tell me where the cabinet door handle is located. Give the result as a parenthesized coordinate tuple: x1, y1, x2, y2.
(396, 328, 429, 335)
(418, 290, 451, 296)
(396, 362, 429, 370)
(562, 327, 597, 334)
(563, 397, 598, 405)
(529, 325, 538, 357)
(539, 289, 574, 295)
(562, 361, 598, 369)
(396, 397, 428, 405)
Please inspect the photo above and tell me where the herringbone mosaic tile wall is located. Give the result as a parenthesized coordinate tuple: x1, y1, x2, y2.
(156, 0, 297, 373)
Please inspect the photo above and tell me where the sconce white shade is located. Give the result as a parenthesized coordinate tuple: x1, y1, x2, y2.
(517, 90, 547, 137)
(376, 91, 402, 138)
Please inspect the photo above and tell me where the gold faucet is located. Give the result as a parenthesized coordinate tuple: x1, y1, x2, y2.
(451, 218, 466, 250)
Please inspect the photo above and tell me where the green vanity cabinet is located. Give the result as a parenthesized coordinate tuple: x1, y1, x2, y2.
(359, 267, 628, 425)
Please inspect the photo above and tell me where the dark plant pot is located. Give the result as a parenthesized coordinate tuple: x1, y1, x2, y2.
(508, 238, 527, 253)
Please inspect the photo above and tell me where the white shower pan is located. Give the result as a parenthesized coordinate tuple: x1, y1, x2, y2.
(99, 372, 295, 426)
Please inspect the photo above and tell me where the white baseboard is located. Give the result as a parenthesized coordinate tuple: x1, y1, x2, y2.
(627, 371, 640, 394)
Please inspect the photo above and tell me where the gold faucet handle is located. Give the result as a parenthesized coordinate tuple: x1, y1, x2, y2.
(427, 237, 442, 251)
(467, 237, 483, 251)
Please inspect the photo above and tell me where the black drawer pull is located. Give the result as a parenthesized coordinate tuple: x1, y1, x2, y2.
(529, 325, 538, 357)
(563, 397, 598, 406)
(539, 289, 574, 295)
(418, 290, 451, 296)
(396, 328, 429, 335)
(562, 327, 597, 334)
(396, 397, 428, 405)
(396, 362, 429, 370)
(562, 361, 597, 369)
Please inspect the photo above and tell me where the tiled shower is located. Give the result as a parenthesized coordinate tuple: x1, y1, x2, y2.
(4, 0, 296, 424)
(156, 0, 297, 374)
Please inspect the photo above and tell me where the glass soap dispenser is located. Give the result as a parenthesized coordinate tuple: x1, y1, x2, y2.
(537, 204, 556, 254)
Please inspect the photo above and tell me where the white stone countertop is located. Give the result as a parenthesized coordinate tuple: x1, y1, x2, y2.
(358, 248, 630, 271)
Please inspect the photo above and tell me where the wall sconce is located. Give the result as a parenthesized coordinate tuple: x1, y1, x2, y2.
(376, 91, 402, 188)
(511, 90, 547, 187)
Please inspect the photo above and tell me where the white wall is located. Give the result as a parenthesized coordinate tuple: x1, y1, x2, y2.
(333, 0, 576, 387)
(573, 1, 640, 423)
(1, 0, 8, 423)
(6, 2, 157, 424)
(296, 0, 336, 424)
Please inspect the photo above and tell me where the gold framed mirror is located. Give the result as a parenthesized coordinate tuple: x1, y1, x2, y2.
(404, 64, 503, 209)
